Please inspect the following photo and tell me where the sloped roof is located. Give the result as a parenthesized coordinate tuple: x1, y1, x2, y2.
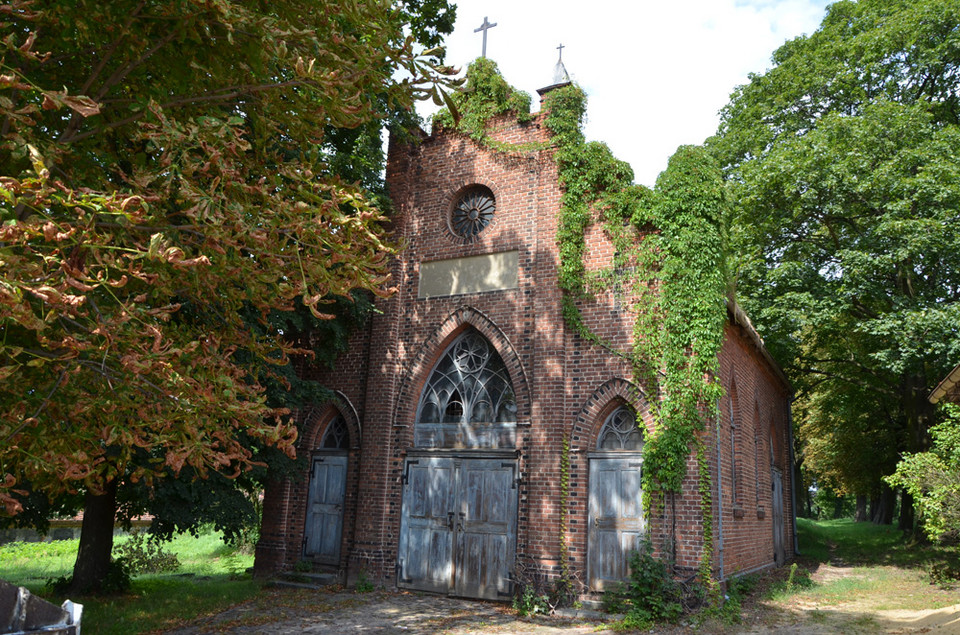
(726, 298, 792, 393)
(930, 362, 960, 404)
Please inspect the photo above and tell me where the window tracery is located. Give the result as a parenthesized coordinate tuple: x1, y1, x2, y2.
(415, 330, 517, 448)
(450, 186, 495, 241)
(320, 414, 349, 449)
(597, 406, 644, 450)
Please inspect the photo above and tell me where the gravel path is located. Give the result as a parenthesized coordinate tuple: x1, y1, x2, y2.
(161, 579, 960, 634)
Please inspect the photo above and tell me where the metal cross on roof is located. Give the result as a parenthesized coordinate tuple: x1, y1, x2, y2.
(557, 43, 565, 60)
(474, 16, 497, 58)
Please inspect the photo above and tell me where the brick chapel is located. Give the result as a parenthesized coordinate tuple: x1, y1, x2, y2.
(254, 61, 796, 601)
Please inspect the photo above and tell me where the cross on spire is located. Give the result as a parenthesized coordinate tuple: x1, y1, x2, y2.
(474, 16, 497, 58)
(557, 43, 565, 61)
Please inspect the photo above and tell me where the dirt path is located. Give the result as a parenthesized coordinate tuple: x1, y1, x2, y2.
(161, 565, 960, 635)
(162, 589, 603, 634)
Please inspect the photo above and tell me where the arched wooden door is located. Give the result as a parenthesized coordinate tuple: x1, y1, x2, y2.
(303, 415, 349, 564)
(588, 406, 645, 591)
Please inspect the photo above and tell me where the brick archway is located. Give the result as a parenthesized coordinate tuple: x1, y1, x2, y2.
(570, 377, 653, 450)
(301, 391, 361, 451)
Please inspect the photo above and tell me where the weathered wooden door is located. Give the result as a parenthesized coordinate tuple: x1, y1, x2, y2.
(398, 455, 517, 600)
(454, 458, 517, 599)
(397, 456, 456, 594)
(588, 455, 644, 591)
(303, 453, 348, 564)
(771, 467, 785, 564)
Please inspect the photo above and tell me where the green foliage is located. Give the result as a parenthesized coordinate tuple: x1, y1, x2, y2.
(887, 405, 960, 542)
(354, 570, 374, 593)
(112, 530, 180, 575)
(541, 79, 727, 582)
(712, 0, 960, 506)
(432, 57, 534, 147)
(0, 0, 454, 510)
(512, 583, 550, 616)
(604, 541, 683, 626)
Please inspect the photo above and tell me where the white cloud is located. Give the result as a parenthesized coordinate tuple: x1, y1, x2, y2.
(417, 0, 831, 186)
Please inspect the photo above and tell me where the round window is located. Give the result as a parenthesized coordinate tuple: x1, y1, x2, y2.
(450, 185, 495, 241)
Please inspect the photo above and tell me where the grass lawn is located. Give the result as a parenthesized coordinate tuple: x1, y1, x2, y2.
(0, 531, 261, 634)
(746, 518, 960, 632)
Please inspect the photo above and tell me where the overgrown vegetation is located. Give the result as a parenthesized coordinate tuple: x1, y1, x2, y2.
(887, 404, 960, 543)
(542, 79, 728, 588)
(602, 541, 683, 628)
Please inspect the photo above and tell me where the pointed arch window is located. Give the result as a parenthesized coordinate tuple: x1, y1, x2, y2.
(597, 406, 644, 451)
(321, 414, 349, 449)
(415, 330, 517, 448)
(728, 379, 741, 506)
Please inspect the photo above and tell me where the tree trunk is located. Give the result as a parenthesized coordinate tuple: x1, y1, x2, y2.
(69, 479, 118, 594)
(854, 495, 868, 522)
(871, 483, 895, 525)
(898, 489, 915, 533)
(832, 495, 846, 519)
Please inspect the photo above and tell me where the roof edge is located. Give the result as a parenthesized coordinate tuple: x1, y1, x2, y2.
(726, 297, 792, 394)
(930, 362, 960, 404)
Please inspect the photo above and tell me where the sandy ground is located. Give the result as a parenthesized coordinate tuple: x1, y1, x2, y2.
(161, 566, 960, 635)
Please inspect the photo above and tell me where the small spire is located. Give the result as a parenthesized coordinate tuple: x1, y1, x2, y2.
(537, 44, 572, 99)
(552, 43, 571, 84)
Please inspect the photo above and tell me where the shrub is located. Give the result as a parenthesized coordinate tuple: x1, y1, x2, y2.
(604, 541, 682, 625)
(513, 583, 550, 616)
(112, 530, 181, 575)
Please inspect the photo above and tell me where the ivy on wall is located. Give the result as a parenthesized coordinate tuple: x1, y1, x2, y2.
(433, 61, 729, 584)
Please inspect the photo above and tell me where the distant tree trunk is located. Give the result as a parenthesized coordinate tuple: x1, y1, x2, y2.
(871, 483, 895, 525)
(898, 489, 915, 533)
(832, 495, 846, 519)
(854, 495, 868, 522)
(68, 479, 118, 594)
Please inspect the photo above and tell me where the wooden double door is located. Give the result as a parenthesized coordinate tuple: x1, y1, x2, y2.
(398, 454, 518, 600)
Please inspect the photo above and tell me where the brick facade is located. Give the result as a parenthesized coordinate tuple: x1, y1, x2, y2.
(255, 97, 795, 595)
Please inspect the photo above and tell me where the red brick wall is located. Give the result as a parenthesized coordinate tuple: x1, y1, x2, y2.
(255, 108, 794, 590)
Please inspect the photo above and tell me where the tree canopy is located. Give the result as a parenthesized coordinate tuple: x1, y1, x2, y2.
(712, 0, 960, 525)
(0, 0, 454, 589)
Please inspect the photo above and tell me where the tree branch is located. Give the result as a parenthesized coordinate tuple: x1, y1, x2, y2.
(61, 80, 304, 145)
(3, 370, 67, 445)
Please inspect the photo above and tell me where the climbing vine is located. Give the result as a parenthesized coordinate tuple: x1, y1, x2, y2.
(542, 86, 728, 583)
(435, 64, 729, 586)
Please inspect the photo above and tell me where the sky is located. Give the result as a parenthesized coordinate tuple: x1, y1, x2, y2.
(417, 0, 833, 187)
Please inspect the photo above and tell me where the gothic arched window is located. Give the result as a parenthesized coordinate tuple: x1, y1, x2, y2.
(415, 330, 517, 448)
(597, 406, 643, 451)
(320, 414, 349, 449)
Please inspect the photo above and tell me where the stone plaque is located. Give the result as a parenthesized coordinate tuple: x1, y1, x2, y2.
(418, 251, 519, 298)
